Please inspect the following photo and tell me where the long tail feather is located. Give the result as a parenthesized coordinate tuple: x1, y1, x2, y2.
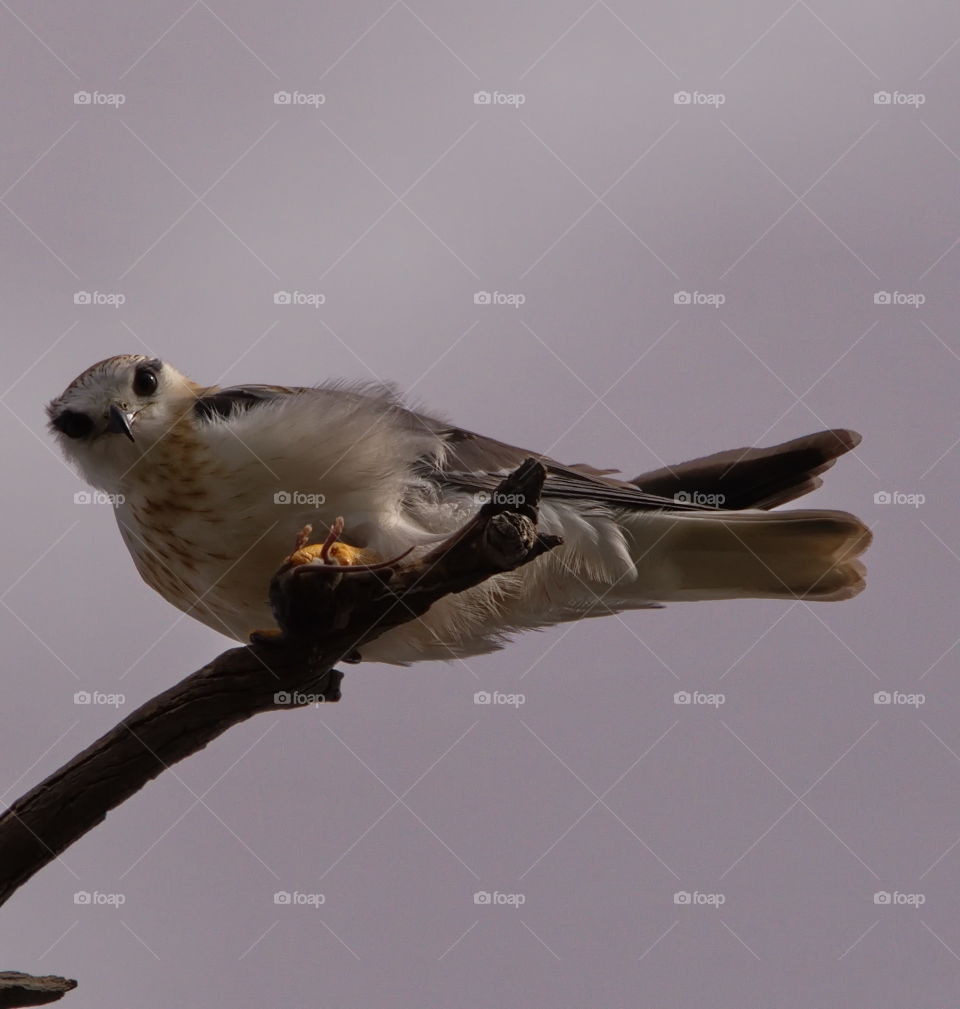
(626, 508, 872, 602)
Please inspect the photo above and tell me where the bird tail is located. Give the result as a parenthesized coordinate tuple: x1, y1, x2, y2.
(626, 509, 872, 602)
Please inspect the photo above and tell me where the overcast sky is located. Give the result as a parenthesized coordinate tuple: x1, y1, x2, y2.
(2, 1, 960, 1006)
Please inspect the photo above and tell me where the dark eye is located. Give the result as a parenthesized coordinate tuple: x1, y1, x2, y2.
(132, 367, 159, 397)
(52, 409, 94, 440)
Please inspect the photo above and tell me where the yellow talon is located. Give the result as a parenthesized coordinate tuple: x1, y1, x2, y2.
(287, 541, 381, 567)
(283, 520, 381, 568)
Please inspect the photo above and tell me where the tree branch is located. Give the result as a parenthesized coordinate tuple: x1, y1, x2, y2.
(0, 460, 560, 924)
(0, 973, 76, 1007)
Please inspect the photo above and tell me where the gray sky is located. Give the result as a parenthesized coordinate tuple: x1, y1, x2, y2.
(2, 1, 960, 1006)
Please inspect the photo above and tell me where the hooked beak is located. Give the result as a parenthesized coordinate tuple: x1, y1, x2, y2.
(105, 404, 136, 442)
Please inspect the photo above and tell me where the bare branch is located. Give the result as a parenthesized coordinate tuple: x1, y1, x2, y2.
(0, 973, 76, 1008)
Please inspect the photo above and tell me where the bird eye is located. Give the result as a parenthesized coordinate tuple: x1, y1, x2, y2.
(132, 366, 159, 397)
(52, 409, 94, 440)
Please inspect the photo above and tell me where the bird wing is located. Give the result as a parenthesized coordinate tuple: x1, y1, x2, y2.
(420, 423, 712, 511)
(192, 382, 712, 513)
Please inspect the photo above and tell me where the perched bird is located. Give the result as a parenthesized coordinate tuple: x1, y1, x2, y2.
(47, 355, 871, 664)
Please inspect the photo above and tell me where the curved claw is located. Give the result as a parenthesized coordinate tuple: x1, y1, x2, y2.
(319, 517, 345, 562)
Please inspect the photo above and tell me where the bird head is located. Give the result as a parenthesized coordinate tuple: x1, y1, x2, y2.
(47, 355, 200, 490)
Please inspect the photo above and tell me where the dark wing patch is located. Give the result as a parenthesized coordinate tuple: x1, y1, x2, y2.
(193, 384, 298, 423)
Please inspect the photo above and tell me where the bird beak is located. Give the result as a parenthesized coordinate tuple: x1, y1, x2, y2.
(105, 404, 136, 442)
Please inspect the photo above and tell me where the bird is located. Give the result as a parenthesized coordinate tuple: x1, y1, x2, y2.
(47, 354, 872, 664)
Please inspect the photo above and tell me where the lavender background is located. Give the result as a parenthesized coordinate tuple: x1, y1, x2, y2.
(2, 1, 960, 1005)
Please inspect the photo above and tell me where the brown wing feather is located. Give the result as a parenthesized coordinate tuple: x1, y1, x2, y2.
(632, 429, 861, 510)
(428, 426, 710, 511)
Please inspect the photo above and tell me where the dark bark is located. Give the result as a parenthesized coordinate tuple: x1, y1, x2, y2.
(0, 973, 76, 1008)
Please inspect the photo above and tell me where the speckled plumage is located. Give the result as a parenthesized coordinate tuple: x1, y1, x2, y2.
(47, 356, 871, 664)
